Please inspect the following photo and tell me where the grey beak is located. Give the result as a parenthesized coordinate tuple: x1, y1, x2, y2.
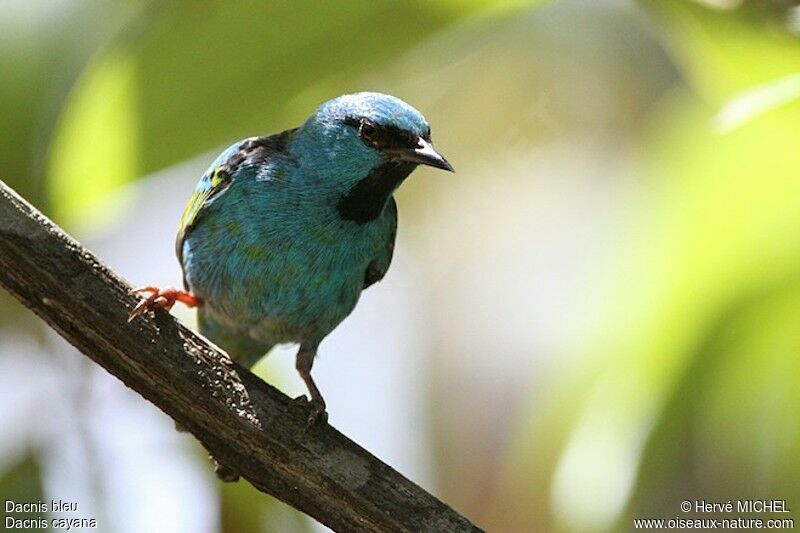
(391, 138, 454, 172)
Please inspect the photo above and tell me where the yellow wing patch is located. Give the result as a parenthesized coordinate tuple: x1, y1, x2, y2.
(175, 168, 230, 260)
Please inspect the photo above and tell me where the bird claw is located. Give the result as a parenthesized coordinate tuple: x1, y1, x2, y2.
(127, 286, 201, 322)
(293, 395, 328, 428)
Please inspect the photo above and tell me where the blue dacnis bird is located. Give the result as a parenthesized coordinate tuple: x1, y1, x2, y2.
(129, 92, 453, 424)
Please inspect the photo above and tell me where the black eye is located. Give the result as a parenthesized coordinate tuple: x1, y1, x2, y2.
(359, 121, 377, 140)
(358, 119, 380, 146)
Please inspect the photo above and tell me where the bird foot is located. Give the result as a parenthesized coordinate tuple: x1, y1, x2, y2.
(293, 395, 328, 427)
(128, 286, 201, 322)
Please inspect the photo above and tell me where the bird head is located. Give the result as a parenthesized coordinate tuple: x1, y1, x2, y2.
(296, 92, 452, 179)
(293, 92, 453, 222)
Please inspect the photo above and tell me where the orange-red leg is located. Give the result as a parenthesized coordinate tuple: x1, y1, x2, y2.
(127, 286, 201, 322)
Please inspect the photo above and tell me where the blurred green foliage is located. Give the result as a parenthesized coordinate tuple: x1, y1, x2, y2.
(494, 1, 800, 531)
(0, 453, 45, 518)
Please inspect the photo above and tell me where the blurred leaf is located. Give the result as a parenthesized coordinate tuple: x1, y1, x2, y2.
(48, 49, 140, 230)
(0, 0, 146, 209)
(220, 478, 310, 533)
(622, 279, 800, 527)
(639, 0, 800, 104)
(0, 452, 46, 532)
(714, 73, 800, 132)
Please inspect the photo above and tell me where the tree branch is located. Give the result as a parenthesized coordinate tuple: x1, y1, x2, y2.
(0, 179, 481, 532)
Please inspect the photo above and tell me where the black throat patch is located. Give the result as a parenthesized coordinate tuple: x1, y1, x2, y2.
(337, 162, 414, 224)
